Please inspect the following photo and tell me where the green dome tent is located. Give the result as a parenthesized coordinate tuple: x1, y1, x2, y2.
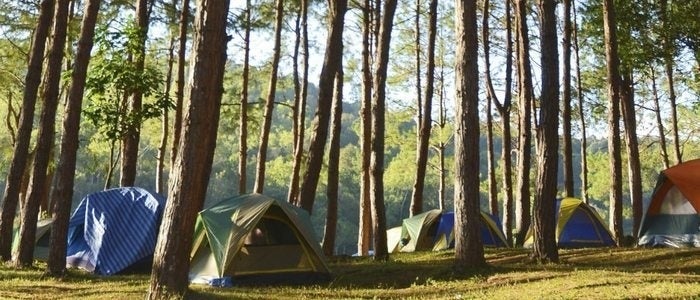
(189, 193, 331, 286)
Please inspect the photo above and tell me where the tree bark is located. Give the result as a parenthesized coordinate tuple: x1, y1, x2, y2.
(323, 68, 343, 256)
(120, 0, 151, 187)
(357, 0, 373, 256)
(650, 68, 670, 169)
(454, 0, 485, 270)
(620, 71, 643, 239)
(531, 0, 559, 264)
(46, 0, 101, 276)
(238, 0, 250, 194)
(0, 0, 55, 262)
(572, 1, 589, 204)
(15, 0, 70, 267)
(171, 0, 189, 168)
(562, 0, 574, 198)
(157, 35, 175, 194)
(603, 0, 624, 244)
(147, 0, 230, 298)
(288, 0, 309, 204)
(370, 0, 397, 262)
(410, 0, 437, 217)
(659, 0, 681, 164)
(513, 0, 533, 247)
(253, 0, 285, 193)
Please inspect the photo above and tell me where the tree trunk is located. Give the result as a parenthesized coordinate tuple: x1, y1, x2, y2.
(171, 0, 189, 168)
(323, 68, 343, 256)
(120, 0, 151, 187)
(410, 0, 422, 218)
(370, 0, 397, 262)
(513, 0, 534, 247)
(157, 36, 175, 194)
(562, 0, 574, 198)
(357, 0, 373, 256)
(238, 0, 250, 194)
(410, 0, 437, 217)
(253, 0, 285, 194)
(603, 0, 624, 244)
(288, 0, 309, 204)
(650, 68, 670, 169)
(659, 0, 681, 165)
(0, 0, 55, 262)
(620, 71, 643, 239)
(572, 1, 589, 204)
(146, 0, 230, 298)
(531, 0, 559, 264)
(46, 0, 101, 276)
(482, 0, 502, 220)
(454, 0, 485, 270)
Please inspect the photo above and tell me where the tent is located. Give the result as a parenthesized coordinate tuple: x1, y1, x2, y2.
(432, 211, 508, 250)
(638, 159, 700, 247)
(524, 197, 614, 248)
(387, 210, 508, 253)
(66, 187, 166, 275)
(12, 218, 53, 261)
(189, 193, 331, 286)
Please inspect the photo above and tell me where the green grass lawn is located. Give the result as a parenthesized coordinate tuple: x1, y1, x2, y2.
(1, 247, 699, 299)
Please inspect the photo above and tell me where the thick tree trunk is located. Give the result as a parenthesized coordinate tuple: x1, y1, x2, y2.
(357, 0, 373, 256)
(531, 0, 559, 264)
(297, 0, 347, 214)
(253, 0, 285, 194)
(453, 0, 485, 270)
(16, 0, 70, 267)
(0, 0, 55, 262)
(603, 0, 624, 244)
(410, 0, 437, 217)
(562, 0, 574, 198)
(46, 0, 101, 276)
(323, 69, 343, 256)
(370, 0, 397, 262)
(146, 0, 230, 298)
(620, 72, 643, 239)
(120, 0, 151, 187)
(513, 0, 534, 247)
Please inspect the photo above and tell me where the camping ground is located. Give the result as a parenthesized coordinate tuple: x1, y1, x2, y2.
(1, 247, 699, 299)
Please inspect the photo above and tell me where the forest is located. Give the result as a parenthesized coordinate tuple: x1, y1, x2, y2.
(1, 0, 700, 298)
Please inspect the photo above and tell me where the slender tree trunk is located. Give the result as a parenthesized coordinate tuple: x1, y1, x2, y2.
(120, 0, 151, 187)
(146, 0, 230, 297)
(357, 0, 373, 256)
(16, 0, 70, 267)
(238, 0, 250, 194)
(620, 71, 643, 239)
(370, 0, 397, 262)
(0, 0, 55, 262)
(297, 0, 347, 213)
(482, 0, 498, 217)
(288, 0, 309, 204)
(454, 0, 485, 270)
(253, 0, 285, 194)
(171, 0, 189, 168)
(436, 64, 447, 210)
(157, 37, 175, 194)
(513, 0, 534, 247)
(562, 0, 574, 198)
(410, 0, 422, 218)
(532, 0, 559, 264)
(650, 67, 670, 169)
(411, 0, 437, 216)
(572, 1, 589, 204)
(323, 68, 343, 256)
(46, 0, 101, 276)
(496, 0, 514, 245)
(659, 0, 681, 164)
(603, 0, 624, 244)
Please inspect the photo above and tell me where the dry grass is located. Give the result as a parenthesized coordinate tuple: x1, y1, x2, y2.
(2, 247, 700, 299)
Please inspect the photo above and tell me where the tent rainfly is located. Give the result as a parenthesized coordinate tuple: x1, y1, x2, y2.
(524, 198, 614, 248)
(638, 159, 700, 247)
(66, 187, 166, 275)
(12, 218, 53, 261)
(189, 193, 331, 287)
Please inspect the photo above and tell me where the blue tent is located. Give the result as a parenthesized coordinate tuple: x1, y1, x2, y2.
(66, 187, 166, 275)
(432, 211, 509, 250)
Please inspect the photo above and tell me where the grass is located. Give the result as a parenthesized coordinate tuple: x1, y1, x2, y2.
(1, 247, 700, 299)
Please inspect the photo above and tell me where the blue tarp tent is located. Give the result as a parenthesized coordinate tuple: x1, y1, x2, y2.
(432, 211, 508, 250)
(66, 187, 166, 275)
